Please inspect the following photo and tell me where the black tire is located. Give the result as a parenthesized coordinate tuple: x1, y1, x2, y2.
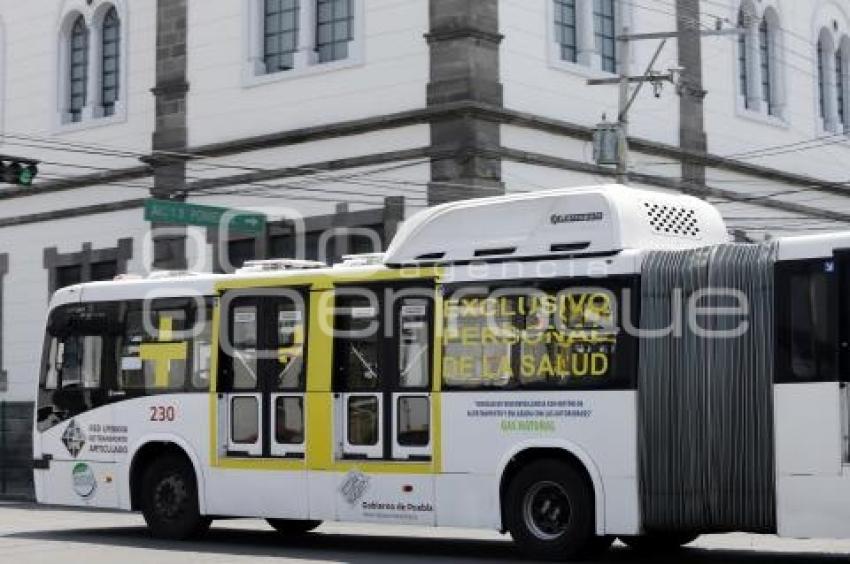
(619, 532, 699, 553)
(140, 454, 211, 540)
(266, 518, 323, 535)
(504, 460, 597, 561)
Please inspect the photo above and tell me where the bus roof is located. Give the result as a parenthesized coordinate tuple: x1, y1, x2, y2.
(48, 185, 850, 309)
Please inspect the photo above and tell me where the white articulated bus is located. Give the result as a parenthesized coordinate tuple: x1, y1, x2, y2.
(32, 185, 850, 560)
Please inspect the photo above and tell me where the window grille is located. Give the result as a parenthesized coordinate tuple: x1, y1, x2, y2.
(316, 0, 353, 63)
(102, 7, 120, 116)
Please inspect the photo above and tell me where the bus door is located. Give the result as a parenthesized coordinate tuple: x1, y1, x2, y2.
(334, 285, 434, 462)
(219, 290, 308, 459)
(836, 250, 850, 463)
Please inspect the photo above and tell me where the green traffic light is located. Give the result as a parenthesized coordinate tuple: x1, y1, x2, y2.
(0, 160, 39, 186)
(18, 165, 37, 186)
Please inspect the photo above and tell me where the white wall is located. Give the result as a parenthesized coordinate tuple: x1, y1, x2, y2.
(500, 0, 681, 147)
(701, 0, 850, 181)
(0, 0, 156, 181)
(183, 123, 431, 215)
(501, 0, 850, 185)
(186, 0, 429, 147)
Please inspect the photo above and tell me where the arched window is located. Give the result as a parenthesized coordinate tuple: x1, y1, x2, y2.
(594, 0, 617, 73)
(554, 0, 577, 63)
(101, 6, 120, 117)
(817, 30, 835, 128)
(759, 18, 774, 115)
(68, 15, 89, 123)
(836, 38, 849, 130)
(837, 48, 846, 126)
(735, 4, 785, 118)
(738, 8, 750, 106)
(263, 0, 299, 73)
(818, 37, 827, 120)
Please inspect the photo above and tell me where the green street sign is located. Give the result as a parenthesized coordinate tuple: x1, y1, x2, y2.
(144, 199, 267, 235)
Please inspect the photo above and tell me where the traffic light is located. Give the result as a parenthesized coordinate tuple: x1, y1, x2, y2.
(0, 156, 39, 186)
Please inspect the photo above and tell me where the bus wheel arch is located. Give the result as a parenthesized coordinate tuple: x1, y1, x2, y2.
(129, 440, 204, 514)
(498, 446, 604, 535)
(499, 447, 607, 560)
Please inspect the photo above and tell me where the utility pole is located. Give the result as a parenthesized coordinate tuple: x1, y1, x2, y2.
(589, 23, 743, 184)
(616, 28, 631, 185)
(677, 0, 709, 188)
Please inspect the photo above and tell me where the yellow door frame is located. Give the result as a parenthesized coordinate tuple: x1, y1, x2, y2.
(208, 267, 443, 475)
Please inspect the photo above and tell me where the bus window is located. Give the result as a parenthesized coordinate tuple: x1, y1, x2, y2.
(276, 302, 304, 390)
(148, 308, 188, 389)
(38, 299, 212, 431)
(334, 295, 381, 390)
(275, 396, 305, 444)
(398, 299, 429, 389)
(348, 396, 379, 446)
(231, 396, 259, 444)
(45, 338, 60, 390)
(519, 288, 617, 387)
(192, 308, 212, 390)
(118, 305, 189, 392)
(118, 309, 144, 388)
(397, 396, 429, 446)
(38, 304, 114, 431)
(442, 291, 517, 389)
(232, 305, 258, 390)
(442, 283, 628, 390)
(776, 261, 837, 383)
(45, 335, 103, 390)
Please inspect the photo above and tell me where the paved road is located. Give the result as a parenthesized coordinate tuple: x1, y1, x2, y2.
(2, 503, 850, 563)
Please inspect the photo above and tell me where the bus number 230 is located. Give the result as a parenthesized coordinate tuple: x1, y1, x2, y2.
(149, 405, 177, 422)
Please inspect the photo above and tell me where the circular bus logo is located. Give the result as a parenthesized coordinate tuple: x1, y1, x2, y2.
(72, 463, 97, 499)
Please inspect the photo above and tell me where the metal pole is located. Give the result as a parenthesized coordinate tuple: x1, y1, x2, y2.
(617, 27, 631, 184)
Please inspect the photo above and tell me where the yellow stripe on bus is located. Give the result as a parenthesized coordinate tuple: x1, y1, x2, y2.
(139, 342, 187, 388)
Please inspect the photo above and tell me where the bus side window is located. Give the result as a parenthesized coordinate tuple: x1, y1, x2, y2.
(118, 308, 145, 389)
(442, 283, 628, 390)
(334, 295, 381, 390)
(80, 336, 103, 389)
(50, 335, 103, 390)
(192, 304, 213, 391)
(777, 262, 837, 382)
(397, 396, 429, 446)
(232, 304, 259, 390)
(147, 308, 188, 389)
(275, 396, 305, 444)
(276, 300, 305, 390)
(44, 338, 61, 390)
(398, 299, 430, 389)
(38, 305, 110, 431)
(118, 304, 190, 392)
(442, 291, 515, 389)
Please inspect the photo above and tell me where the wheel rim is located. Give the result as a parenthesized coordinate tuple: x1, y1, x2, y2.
(153, 473, 189, 521)
(522, 481, 572, 541)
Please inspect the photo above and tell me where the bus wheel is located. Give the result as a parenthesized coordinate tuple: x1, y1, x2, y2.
(140, 454, 211, 540)
(505, 460, 596, 561)
(619, 532, 699, 553)
(266, 519, 323, 535)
